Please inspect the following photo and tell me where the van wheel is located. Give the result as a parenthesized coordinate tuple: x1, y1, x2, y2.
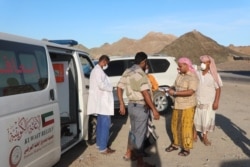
(153, 91, 168, 113)
(87, 115, 97, 145)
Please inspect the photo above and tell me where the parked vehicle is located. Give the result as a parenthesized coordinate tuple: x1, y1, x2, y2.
(103, 55, 178, 112)
(0, 32, 96, 167)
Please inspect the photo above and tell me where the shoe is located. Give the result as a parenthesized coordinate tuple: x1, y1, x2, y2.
(101, 148, 116, 154)
(165, 145, 178, 152)
(122, 154, 137, 161)
(178, 149, 190, 157)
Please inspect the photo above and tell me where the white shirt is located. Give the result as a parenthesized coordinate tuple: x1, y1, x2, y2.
(87, 64, 114, 115)
(196, 70, 223, 104)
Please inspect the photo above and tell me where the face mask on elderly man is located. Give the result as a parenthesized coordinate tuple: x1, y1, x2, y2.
(200, 63, 207, 71)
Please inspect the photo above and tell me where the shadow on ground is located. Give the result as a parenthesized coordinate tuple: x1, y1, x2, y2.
(164, 106, 174, 144)
(109, 109, 128, 147)
(53, 140, 88, 167)
(54, 111, 128, 167)
(216, 114, 250, 157)
(220, 159, 250, 167)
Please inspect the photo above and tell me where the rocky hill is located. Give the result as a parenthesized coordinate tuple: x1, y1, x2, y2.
(75, 30, 250, 64)
(228, 45, 250, 55)
(158, 30, 250, 64)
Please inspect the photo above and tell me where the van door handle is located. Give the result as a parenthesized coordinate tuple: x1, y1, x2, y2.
(86, 85, 89, 89)
(50, 89, 55, 101)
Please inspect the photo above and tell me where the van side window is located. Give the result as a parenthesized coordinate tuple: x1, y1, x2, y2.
(149, 59, 170, 73)
(0, 40, 48, 97)
(80, 54, 94, 78)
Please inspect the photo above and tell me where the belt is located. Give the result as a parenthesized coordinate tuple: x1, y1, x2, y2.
(129, 100, 145, 105)
(197, 104, 209, 109)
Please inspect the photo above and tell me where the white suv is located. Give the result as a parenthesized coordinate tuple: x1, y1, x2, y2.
(104, 55, 178, 112)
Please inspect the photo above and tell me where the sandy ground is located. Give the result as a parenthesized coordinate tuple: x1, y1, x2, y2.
(54, 76, 250, 167)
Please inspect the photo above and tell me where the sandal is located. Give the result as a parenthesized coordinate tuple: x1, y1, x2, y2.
(203, 139, 211, 146)
(165, 145, 178, 152)
(123, 154, 137, 161)
(178, 149, 190, 156)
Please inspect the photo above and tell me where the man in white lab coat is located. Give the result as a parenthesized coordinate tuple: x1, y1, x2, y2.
(87, 55, 115, 154)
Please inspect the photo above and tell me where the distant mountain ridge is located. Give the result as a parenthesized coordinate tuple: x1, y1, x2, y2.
(87, 32, 177, 58)
(75, 30, 250, 64)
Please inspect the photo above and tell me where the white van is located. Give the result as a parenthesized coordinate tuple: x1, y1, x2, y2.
(103, 55, 178, 112)
(0, 32, 96, 167)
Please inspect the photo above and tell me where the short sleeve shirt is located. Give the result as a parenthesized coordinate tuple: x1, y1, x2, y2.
(117, 64, 150, 101)
(174, 71, 198, 109)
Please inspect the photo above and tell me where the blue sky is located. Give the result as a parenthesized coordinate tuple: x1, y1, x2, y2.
(1, 0, 250, 48)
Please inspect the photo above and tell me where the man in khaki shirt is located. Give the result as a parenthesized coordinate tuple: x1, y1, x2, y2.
(117, 52, 159, 167)
(165, 57, 198, 157)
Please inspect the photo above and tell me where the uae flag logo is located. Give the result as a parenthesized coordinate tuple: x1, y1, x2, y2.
(41, 111, 54, 127)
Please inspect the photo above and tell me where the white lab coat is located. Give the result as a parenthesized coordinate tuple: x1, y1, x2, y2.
(87, 64, 114, 115)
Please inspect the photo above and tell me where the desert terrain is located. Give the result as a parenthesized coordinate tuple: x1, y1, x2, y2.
(54, 60, 250, 167)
